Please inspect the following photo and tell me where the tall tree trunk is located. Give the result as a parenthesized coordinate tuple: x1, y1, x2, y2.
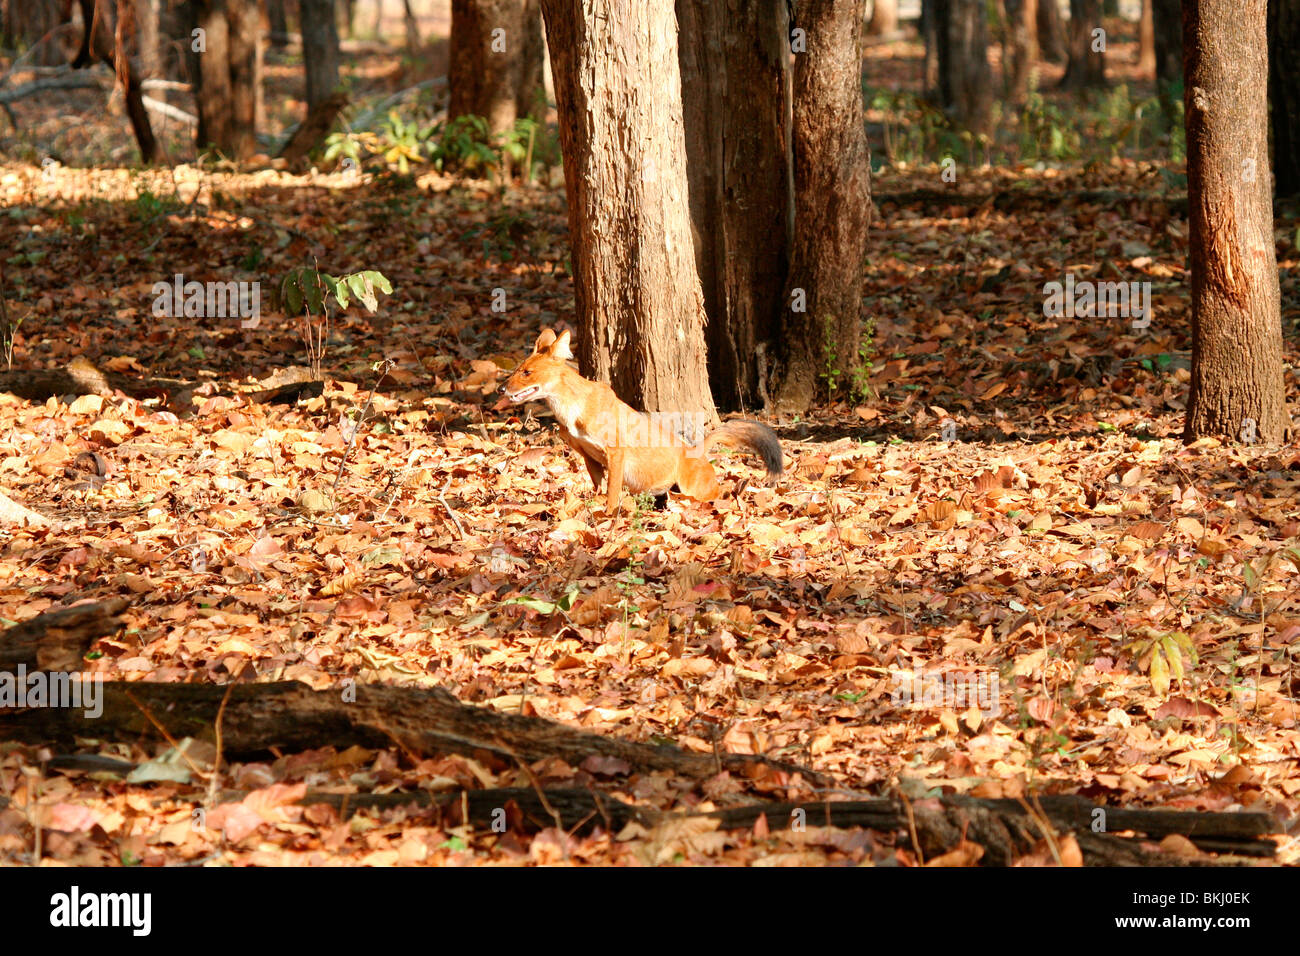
(1137, 0, 1154, 73)
(922, 0, 941, 92)
(71, 0, 159, 162)
(1004, 0, 1039, 100)
(933, 0, 993, 132)
(268, 0, 290, 47)
(1152, 0, 1181, 100)
(1061, 0, 1106, 88)
(1269, 0, 1300, 197)
(773, 0, 873, 413)
(677, 0, 792, 412)
(187, 0, 261, 159)
(1183, 0, 1287, 443)
(300, 0, 340, 109)
(867, 0, 899, 35)
(403, 0, 421, 50)
(1036, 0, 1066, 62)
(540, 0, 714, 419)
(449, 0, 543, 133)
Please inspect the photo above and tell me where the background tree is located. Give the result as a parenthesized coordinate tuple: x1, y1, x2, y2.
(677, 0, 792, 412)
(1137, 0, 1154, 74)
(1003, 0, 1039, 101)
(1183, 0, 1288, 442)
(300, 0, 341, 110)
(1269, 0, 1300, 197)
(1036, 0, 1067, 62)
(867, 0, 899, 36)
(930, 0, 993, 133)
(771, 0, 872, 413)
(448, 0, 544, 134)
(1151, 0, 1180, 109)
(1061, 0, 1106, 88)
(185, 0, 262, 159)
(539, 0, 714, 418)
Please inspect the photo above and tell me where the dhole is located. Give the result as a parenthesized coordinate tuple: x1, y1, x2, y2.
(501, 329, 783, 513)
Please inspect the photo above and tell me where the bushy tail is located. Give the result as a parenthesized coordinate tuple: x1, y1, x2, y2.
(701, 420, 783, 484)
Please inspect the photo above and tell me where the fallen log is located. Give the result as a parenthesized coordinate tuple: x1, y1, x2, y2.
(0, 598, 128, 671)
(0, 679, 815, 782)
(192, 787, 1279, 865)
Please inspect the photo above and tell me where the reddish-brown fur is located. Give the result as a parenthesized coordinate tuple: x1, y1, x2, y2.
(502, 329, 783, 513)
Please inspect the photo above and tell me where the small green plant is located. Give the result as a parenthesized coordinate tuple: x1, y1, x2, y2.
(279, 266, 393, 379)
(616, 493, 656, 647)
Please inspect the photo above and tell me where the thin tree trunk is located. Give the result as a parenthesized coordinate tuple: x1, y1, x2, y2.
(1061, 0, 1106, 88)
(773, 0, 873, 413)
(268, 0, 290, 46)
(1036, 0, 1066, 62)
(1137, 0, 1155, 73)
(404, 0, 421, 50)
(1004, 0, 1039, 100)
(1182, 0, 1287, 443)
(301, 0, 341, 109)
(1269, 0, 1300, 197)
(540, 0, 714, 419)
(677, 0, 792, 412)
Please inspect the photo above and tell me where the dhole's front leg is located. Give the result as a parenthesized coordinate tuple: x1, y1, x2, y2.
(604, 447, 625, 515)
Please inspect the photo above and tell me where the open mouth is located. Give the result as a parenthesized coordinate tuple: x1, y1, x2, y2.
(505, 385, 538, 403)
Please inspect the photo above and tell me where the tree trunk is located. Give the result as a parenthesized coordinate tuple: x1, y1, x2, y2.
(540, 0, 714, 419)
(187, 0, 261, 159)
(933, 0, 994, 133)
(1182, 0, 1287, 443)
(1036, 0, 1066, 62)
(449, 0, 544, 135)
(677, 0, 792, 412)
(268, 0, 290, 47)
(300, 0, 341, 109)
(1269, 0, 1300, 197)
(772, 0, 873, 413)
(867, 0, 899, 35)
(403, 0, 422, 50)
(1061, 0, 1106, 88)
(922, 0, 941, 92)
(1152, 0, 1181, 91)
(72, 0, 160, 162)
(1004, 0, 1039, 100)
(1137, 0, 1155, 73)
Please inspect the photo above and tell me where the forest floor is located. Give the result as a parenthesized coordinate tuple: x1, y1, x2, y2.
(1, 25, 1299, 866)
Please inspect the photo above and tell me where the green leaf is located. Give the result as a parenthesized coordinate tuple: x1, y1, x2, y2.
(506, 596, 557, 615)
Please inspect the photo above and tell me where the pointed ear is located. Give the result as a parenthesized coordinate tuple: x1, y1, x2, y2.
(552, 329, 574, 360)
(533, 329, 557, 354)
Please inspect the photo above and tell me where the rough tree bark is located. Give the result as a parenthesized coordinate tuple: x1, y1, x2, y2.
(677, 0, 792, 412)
(772, 0, 873, 413)
(1269, 0, 1300, 197)
(1036, 0, 1066, 63)
(300, 0, 340, 110)
(1061, 0, 1106, 88)
(931, 0, 993, 132)
(186, 0, 262, 159)
(540, 0, 714, 419)
(1182, 0, 1288, 443)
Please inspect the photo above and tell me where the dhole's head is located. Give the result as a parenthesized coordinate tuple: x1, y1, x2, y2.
(501, 328, 574, 404)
